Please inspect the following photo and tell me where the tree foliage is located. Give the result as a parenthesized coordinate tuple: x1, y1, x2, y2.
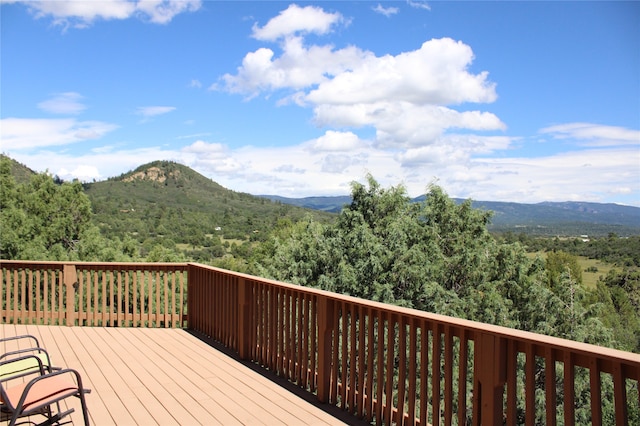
(0, 158, 133, 261)
(252, 175, 612, 346)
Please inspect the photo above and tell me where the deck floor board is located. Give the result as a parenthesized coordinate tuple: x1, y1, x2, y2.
(1, 324, 352, 425)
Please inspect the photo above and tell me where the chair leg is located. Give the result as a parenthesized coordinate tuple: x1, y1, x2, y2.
(78, 390, 90, 426)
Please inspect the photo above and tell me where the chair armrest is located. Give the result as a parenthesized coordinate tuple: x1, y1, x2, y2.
(0, 335, 40, 348)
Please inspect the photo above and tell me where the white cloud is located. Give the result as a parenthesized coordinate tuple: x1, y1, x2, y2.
(306, 131, 363, 152)
(457, 146, 640, 204)
(540, 123, 640, 146)
(0, 117, 118, 149)
(407, 1, 431, 11)
(181, 140, 242, 174)
(57, 165, 101, 181)
(251, 4, 345, 41)
(373, 4, 399, 17)
(13, 0, 201, 29)
(135, 0, 201, 25)
(37, 92, 87, 115)
(216, 39, 370, 96)
(219, 20, 500, 151)
(306, 38, 496, 106)
(136, 106, 176, 117)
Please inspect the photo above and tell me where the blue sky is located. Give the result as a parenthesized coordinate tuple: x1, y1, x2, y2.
(1, 1, 639, 206)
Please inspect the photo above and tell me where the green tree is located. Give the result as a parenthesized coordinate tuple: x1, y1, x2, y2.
(254, 176, 605, 337)
(1, 162, 93, 260)
(545, 250, 583, 289)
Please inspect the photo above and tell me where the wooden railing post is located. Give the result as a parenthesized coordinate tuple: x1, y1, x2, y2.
(317, 295, 335, 404)
(238, 277, 253, 360)
(63, 263, 77, 327)
(473, 332, 507, 425)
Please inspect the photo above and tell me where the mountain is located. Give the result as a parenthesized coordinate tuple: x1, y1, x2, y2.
(82, 161, 335, 243)
(260, 195, 352, 213)
(262, 194, 640, 236)
(0, 154, 36, 184)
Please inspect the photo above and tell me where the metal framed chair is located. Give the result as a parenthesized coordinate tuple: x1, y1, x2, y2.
(1, 335, 58, 379)
(0, 336, 90, 426)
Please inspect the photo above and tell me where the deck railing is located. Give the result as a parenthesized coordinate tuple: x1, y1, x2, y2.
(1, 260, 187, 327)
(2, 260, 640, 425)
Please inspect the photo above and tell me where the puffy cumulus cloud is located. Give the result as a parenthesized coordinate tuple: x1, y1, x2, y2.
(37, 92, 87, 115)
(396, 134, 513, 168)
(313, 102, 504, 148)
(56, 165, 101, 181)
(13, 0, 200, 29)
(218, 8, 500, 156)
(216, 38, 370, 96)
(251, 4, 345, 41)
(181, 140, 242, 174)
(307, 38, 496, 106)
(0, 117, 118, 149)
(305, 130, 363, 152)
(540, 123, 640, 147)
(321, 154, 359, 173)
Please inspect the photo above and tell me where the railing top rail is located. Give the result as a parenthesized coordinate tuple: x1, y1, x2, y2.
(1, 260, 189, 269)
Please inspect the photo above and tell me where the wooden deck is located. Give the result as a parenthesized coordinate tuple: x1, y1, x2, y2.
(1, 324, 360, 425)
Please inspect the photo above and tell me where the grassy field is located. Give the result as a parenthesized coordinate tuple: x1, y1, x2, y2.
(528, 251, 618, 289)
(578, 257, 615, 289)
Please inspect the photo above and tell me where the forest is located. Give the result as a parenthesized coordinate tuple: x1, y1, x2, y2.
(1, 157, 639, 358)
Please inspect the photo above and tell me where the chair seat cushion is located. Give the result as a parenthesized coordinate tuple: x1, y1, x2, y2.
(3, 375, 77, 412)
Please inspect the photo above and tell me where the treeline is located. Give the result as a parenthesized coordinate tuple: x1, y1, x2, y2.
(500, 231, 640, 267)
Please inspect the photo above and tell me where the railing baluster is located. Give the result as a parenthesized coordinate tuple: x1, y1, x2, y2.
(458, 329, 469, 426)
(545, 346, 557, 425)
(612, 360, 627, 425)
(525, 342, 535, 426)
(349, 303, 357, 413)
(444, 324, 452, 426)
(385, 312, 395, 424)
(419, 318, 428, 426)
(590, 357, 602, 426)
(397, 316, 407, 425)
(408, 318, 417, 426)
(432, 322, 441, 426)
(506, 339, 517, 425)
(376, 312, 385, 425)
(357, 304, 366, 419)
(366, 307, 375, 422)
(564, 350, 575, 426)
(341, 302, 348, 410)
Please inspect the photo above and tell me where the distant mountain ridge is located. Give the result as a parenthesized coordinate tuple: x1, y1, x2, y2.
(261, 195, 640, 236)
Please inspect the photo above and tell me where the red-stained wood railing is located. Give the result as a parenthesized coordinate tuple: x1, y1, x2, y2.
(188, 262, 640, 426)
(2, 260, 639, 424)
(1, 260, 187, 327)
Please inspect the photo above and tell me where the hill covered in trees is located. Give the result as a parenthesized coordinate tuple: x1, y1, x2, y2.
(84, 161, 334, 256)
